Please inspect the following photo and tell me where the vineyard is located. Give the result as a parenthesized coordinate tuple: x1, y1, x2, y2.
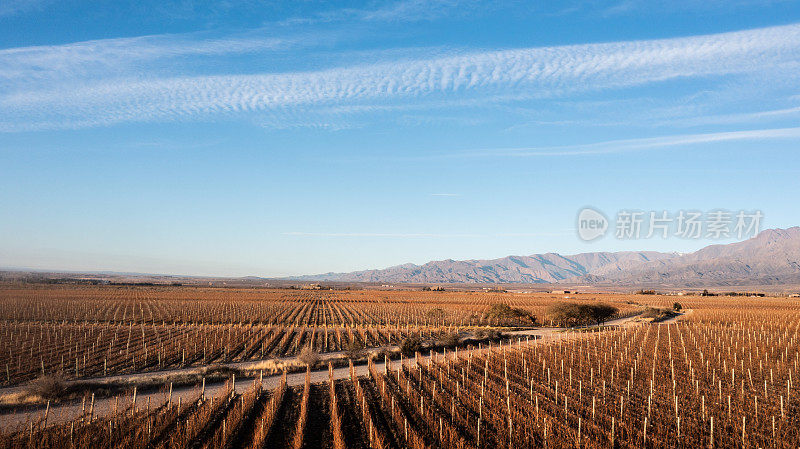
(0, 286, 637, 386)
(1, 285, 799, 448)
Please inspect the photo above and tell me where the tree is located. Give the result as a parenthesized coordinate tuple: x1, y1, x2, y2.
(483, 303, 536, 325)
(673, 302, 683, 311)
(547, 302, 584, 327)
(547, 302, 618, 327)
(587, 303, 618, 325)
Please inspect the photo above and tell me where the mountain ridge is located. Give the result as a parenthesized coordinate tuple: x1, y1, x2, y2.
(293, 250, 679, 284)
(582, 227, 800, 286)
(293, 227, 800, 286)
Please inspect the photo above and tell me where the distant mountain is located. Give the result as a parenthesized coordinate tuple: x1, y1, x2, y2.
(295, 227, 800, 287)
(295, 251, 678, 284)
(584, 227, 800, 286)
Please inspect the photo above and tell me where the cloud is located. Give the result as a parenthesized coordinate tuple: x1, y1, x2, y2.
(2, 22, 800, 131)
(283, 232, 482, 238)
(280, 0, 481, 25)
(282, 231, 576, 238)
(462, 126, 800, 157)
(600, 0, 793, 17)
(354, 0, 480, 22)
(0, 30, 314, 86)
(674, 105, 800, 127)
(0, 0, 51, 17)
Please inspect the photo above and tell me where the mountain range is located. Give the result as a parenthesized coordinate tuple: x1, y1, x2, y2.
(295, 227, 800, 287)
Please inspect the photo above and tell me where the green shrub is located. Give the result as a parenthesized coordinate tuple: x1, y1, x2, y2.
(547, 302, 619, 326)
(641, 306, 678, 321)
(484, 303, 536, 325)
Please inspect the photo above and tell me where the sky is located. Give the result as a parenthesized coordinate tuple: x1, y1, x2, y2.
(2, 0, 800, 277)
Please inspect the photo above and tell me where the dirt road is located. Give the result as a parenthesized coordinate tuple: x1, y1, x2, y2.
(1, 311, 660, 429)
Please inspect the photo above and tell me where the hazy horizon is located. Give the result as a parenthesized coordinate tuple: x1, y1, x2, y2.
(3, 1, 800, 277)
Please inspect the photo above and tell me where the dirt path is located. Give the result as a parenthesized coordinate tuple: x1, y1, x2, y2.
(506, 312, 642, 339)
(1, 312, 654, 429)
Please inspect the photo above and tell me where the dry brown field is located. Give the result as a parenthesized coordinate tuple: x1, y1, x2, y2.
(0, 285, 640, 386)
(1, 284, 799, 448)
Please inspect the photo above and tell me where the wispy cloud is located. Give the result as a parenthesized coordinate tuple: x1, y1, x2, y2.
(349, 0, 481, 22)
(600, 0, 793, 17)
(462, 126, 800, 157)
(0, 0, 51, 17)
(282, 231, 573, 238)
(0, 30, 318, 86)
(672, 105, 800, 127)
(283, 232, 482, 238)
(2, 22, 800, 132)
(280, 0, 482, 25)
(496, 231, 576, 237)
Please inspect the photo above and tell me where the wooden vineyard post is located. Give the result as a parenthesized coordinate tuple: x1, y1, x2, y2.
(742, 416, 746, 447)
(329, 362, 346, 449)
(710, 416, 714, 449)
(544, 418, 548, 449)
(42, 400, 50, 429)
(291, 366, 311, 449)
(131, 386, 137, 416)
(477, 417, 481, 448)
(349, 359, 354, 381)
(611, 416, 615, 448)
(772, 415, 776, 439)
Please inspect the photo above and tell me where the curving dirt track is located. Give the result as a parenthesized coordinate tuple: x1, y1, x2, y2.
(1, 311, 663, 429)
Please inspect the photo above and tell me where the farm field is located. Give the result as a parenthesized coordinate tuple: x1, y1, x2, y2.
(0, 285, 639, 386)
(1, 284, 799, 448)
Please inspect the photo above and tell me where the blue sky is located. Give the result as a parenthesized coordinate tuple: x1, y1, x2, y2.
(2, 0, 800, 277)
